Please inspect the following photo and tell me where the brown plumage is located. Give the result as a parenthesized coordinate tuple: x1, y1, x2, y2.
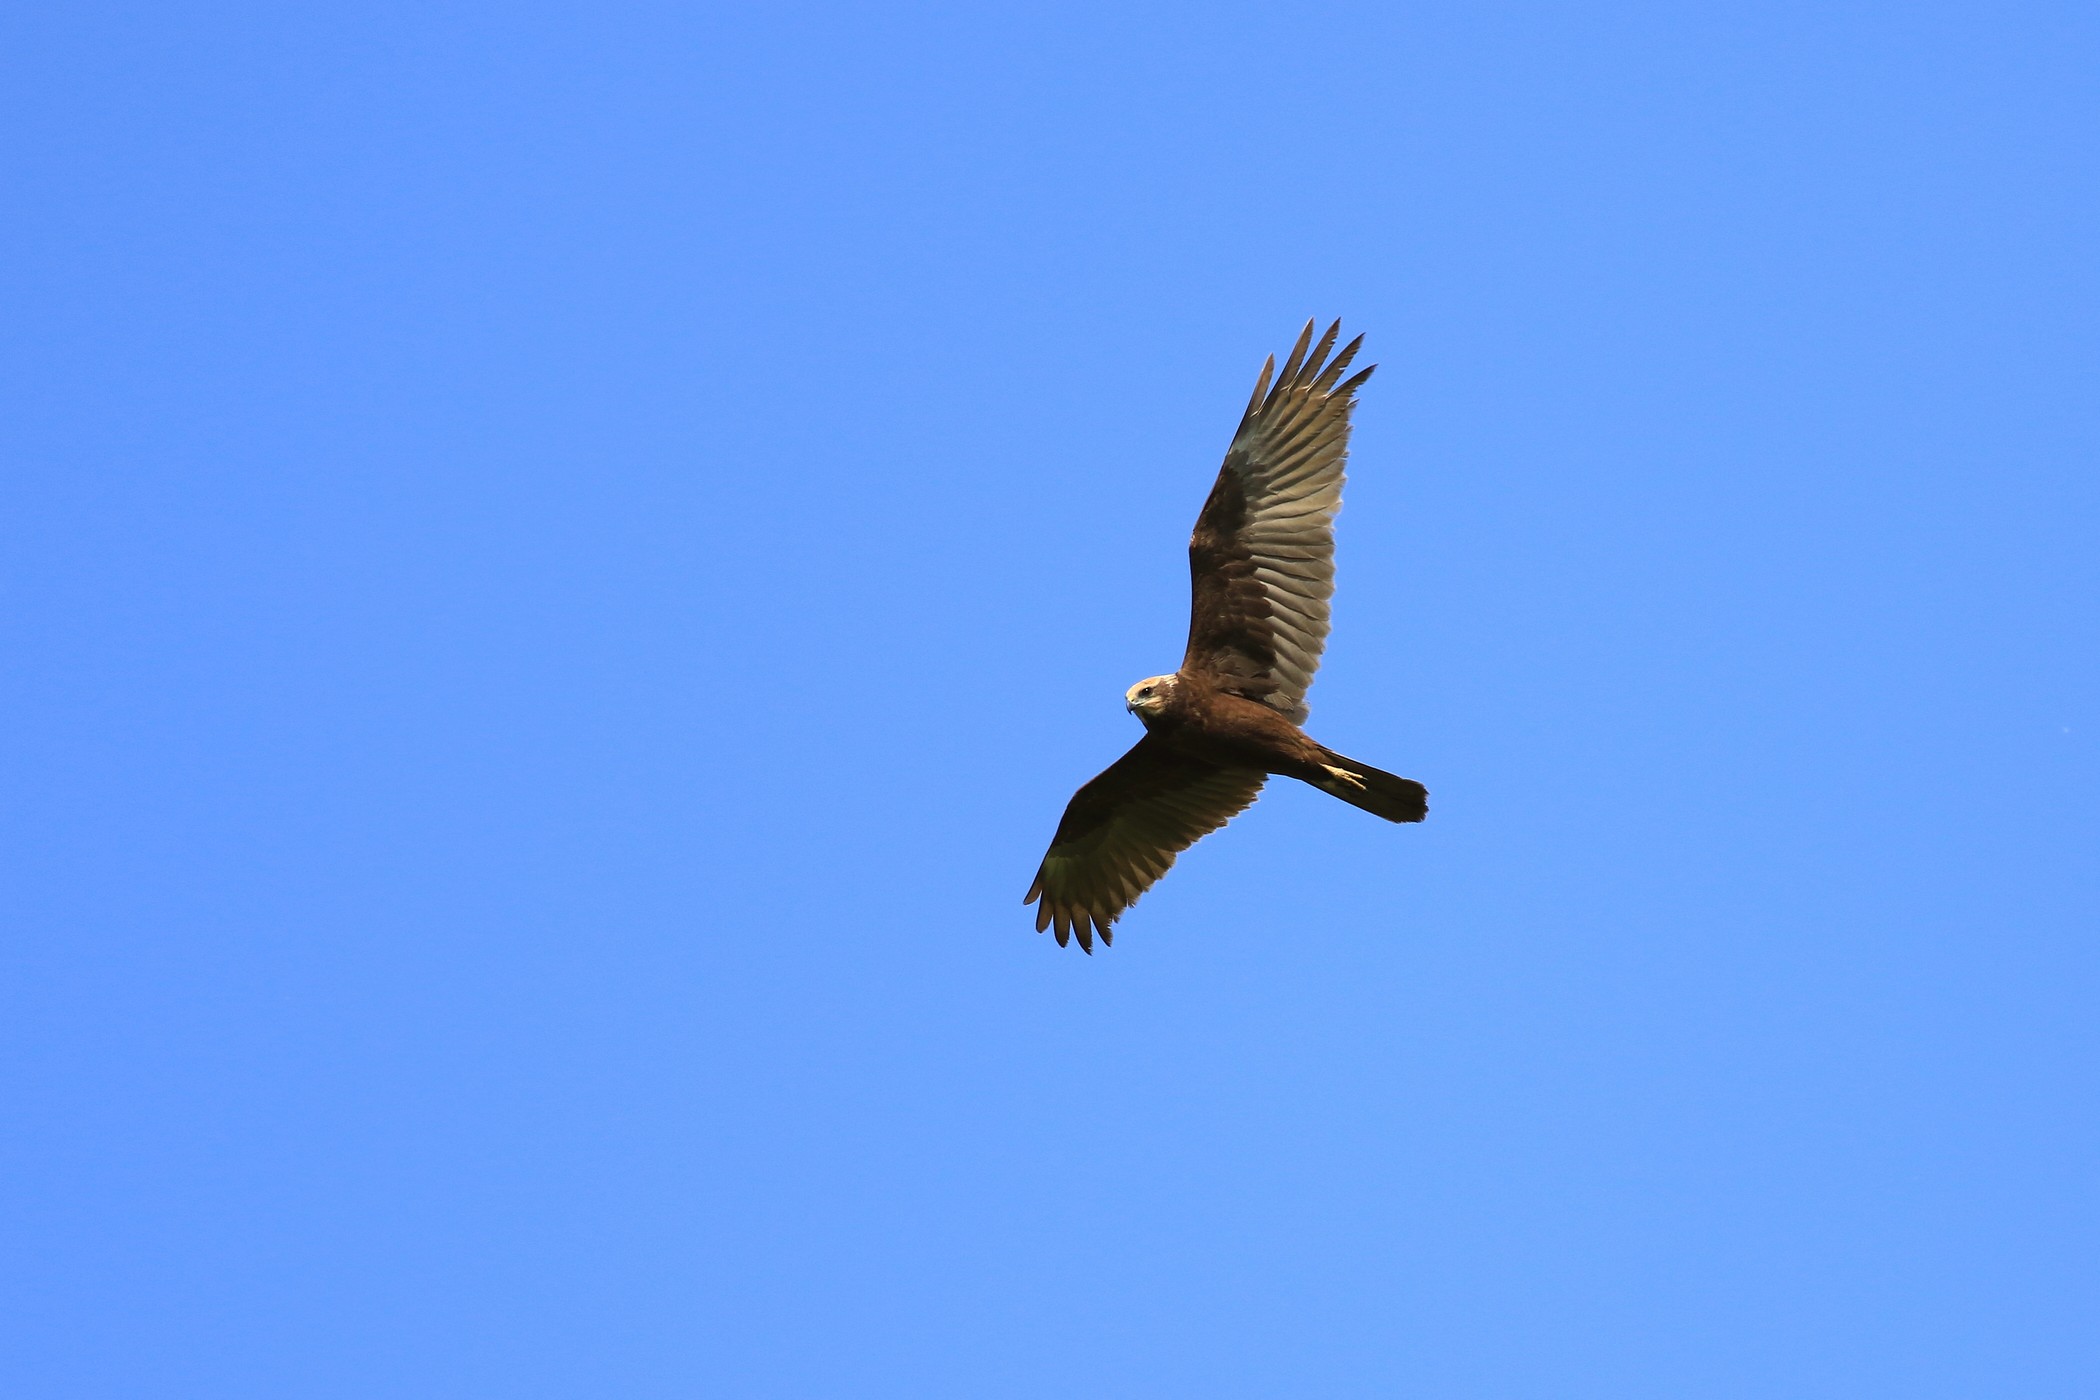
(1025, 320, 1428, 952)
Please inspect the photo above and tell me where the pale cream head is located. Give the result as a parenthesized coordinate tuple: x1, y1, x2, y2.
(1125, 674, 1178, 717)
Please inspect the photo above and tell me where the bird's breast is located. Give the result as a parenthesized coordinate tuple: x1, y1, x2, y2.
(1157, 692, 1320, 774)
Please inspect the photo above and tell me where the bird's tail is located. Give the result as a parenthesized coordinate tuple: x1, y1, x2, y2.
(1309, 748, 1428, 823)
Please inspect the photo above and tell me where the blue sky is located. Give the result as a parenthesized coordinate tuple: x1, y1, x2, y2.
(4, 2, 2096, 1395)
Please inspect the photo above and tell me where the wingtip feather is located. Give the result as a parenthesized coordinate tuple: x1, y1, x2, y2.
(1303, 321, 1341, 383)
(1312, 334, 1365, 393)
(1245, 355, 1275, 419)
(1276, 319, 1316, 385)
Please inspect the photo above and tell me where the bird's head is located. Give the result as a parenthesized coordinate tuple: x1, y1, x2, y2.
(1125, 674, 1178, 719)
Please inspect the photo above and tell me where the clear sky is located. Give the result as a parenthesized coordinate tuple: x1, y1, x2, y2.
(4, 2, 2096, 1395)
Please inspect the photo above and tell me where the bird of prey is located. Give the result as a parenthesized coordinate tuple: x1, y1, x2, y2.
(1025, 320, 1427, 952)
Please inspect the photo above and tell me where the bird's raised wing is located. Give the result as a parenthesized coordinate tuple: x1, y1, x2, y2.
(1025, 735, 1265, 952)
(1182, 319, 1373, 725)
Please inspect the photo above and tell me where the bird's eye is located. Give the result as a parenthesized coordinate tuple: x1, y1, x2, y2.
(1140, 686, 1153, 696)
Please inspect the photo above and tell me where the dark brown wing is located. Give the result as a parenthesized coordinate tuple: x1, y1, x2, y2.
(1182, 319, 1374, 725)
(1025, 735, 1266, 953)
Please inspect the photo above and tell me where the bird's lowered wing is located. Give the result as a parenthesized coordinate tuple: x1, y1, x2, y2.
(1182, 319, 1373, 725)
(1025, 735, 1265, 953)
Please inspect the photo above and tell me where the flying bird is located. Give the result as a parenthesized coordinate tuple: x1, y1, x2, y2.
(1025, 320, 1427, 952)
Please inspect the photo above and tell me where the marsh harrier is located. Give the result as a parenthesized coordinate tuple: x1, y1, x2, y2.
(1025, 321, 1427, 952)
